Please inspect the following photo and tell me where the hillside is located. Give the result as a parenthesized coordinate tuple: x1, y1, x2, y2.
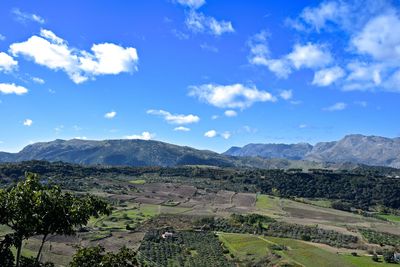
(0, 138, 329, 169)
(224, 134, 400, 168)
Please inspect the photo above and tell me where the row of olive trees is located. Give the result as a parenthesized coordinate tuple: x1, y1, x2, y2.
(0, 172, 137, 267)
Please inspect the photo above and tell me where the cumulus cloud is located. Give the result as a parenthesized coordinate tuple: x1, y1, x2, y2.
(287, 43, 332, 69)
(284, 1, 400, 93)
(204, 130, 217, 138)
(204, 129, 231, 139)
(224, 110, 237, 117)
(185, 11, 234, 36)
(313, 66, 345, 86)
(0, 34, 5, 41)
(23, 119, 33, 126)
(0, 83, 28, 95)
(189, 83, 276, 109)
(125, 131, 155, 140)
(174, 0, 205, 9)
(174, 126, 191, 132)
(221, 131, 231, 139)
(32, 77, 45, 84)
(351, 13, 400, 62)
(248, 32, 332, 78)
(323, 102, 347, 111)
(147, 109, 200, 124)
(0, 52, 18, 72)
(279, 90, 293, 100)
(10, 29, 139, 84)
(289, 0, 393, 33)
(12, 8, 45, 24)
(104, 111, 117, 119)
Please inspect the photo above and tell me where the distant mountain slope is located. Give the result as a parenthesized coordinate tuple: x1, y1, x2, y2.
(305, 134, 400, 168)
(0, 138, 326, 169)
(1, 134, 398, 168)
(0, 139, 234, 167)
(225, 134, 400, 168)
(224, 143, 312, 160)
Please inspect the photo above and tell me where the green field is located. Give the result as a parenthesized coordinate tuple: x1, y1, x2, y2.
(219, 233, 359, 267)
(255, 194, 281, 210)
(90, 203, 160, 231)
(377, 213, 400, 223)
(218, 233, 271, 261)
(341, 254, 395, 267)
(129, 179, 146, 184)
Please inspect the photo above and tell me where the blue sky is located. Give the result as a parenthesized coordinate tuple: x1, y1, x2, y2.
(0, 0, 400, 153)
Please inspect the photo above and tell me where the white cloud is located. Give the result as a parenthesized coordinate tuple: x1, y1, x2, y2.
(189, 83, 276, 109)
(125, 131, 155, 140)
(185, 11, 234, 36)
(54, 125, 64, 132)
(10, 29, 139, 84)
(279, 90, 293, 100)
(323, 102, 347, 111)
(147, 109, 200, 124)
(175, 0, 205, 9)
(200, 43, 218, 53)
(174, 126, 190, 132)
(0, 83, 28, 95)
(312, 66, 345, 86)
(247, 31, 292, 78)
(211, 115, 219, 120)
(297, 1, 347, 32)
(352, 13, 400, 62)
(289, 0, 392, 33)
(242, 125, 257, 134)
(342, 62, 383, 91)
(104, 111, 117, 119)
(204, 130, 217, 138)
(0, 34, 5, 41)
(0, 52, 18, 72)
(23, 119, 33, 126)
(32, 77, 45, 84)
(287, 43, 332, 69)
(221, 131, 231, 139)
(248, 32, 332, 78)
(224, 110, 237, 117)
(298, 124, 308, 129)
(12, 8, 45, 24)
(74, 136, 87, 140)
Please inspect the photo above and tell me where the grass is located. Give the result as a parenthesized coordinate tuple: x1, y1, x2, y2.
(90, 203, 160, 231)
(218, 233, 271, 261)
(265, 237, 354, 267)
(295, 197, 332, 208)
(377, 213, 400, 223)
(341, 254, 396, 266)
(255, 194, 280, 210)
(129, 179, 146, 185)
(219, 232, 356, 267)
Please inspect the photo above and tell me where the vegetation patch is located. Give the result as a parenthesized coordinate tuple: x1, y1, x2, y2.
(138, 229, 233, 267)
(359, 228, 400, 246)
(129, 179, 146, 185)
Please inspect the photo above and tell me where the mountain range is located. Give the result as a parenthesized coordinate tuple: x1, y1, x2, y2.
(224, 134, 400, 168)
(0, 134, 399, 168)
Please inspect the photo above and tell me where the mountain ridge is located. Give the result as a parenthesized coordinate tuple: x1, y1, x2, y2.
(1, 134, 399, 168)
(225, 134, 400, 168)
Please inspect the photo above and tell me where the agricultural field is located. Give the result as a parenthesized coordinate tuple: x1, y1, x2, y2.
(2, 163, 400, 266)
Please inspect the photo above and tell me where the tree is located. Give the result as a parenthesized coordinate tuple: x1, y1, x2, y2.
(70, 246, 137, 267)
(383, 250, 395, 263)
(0, 172, 111, 267)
